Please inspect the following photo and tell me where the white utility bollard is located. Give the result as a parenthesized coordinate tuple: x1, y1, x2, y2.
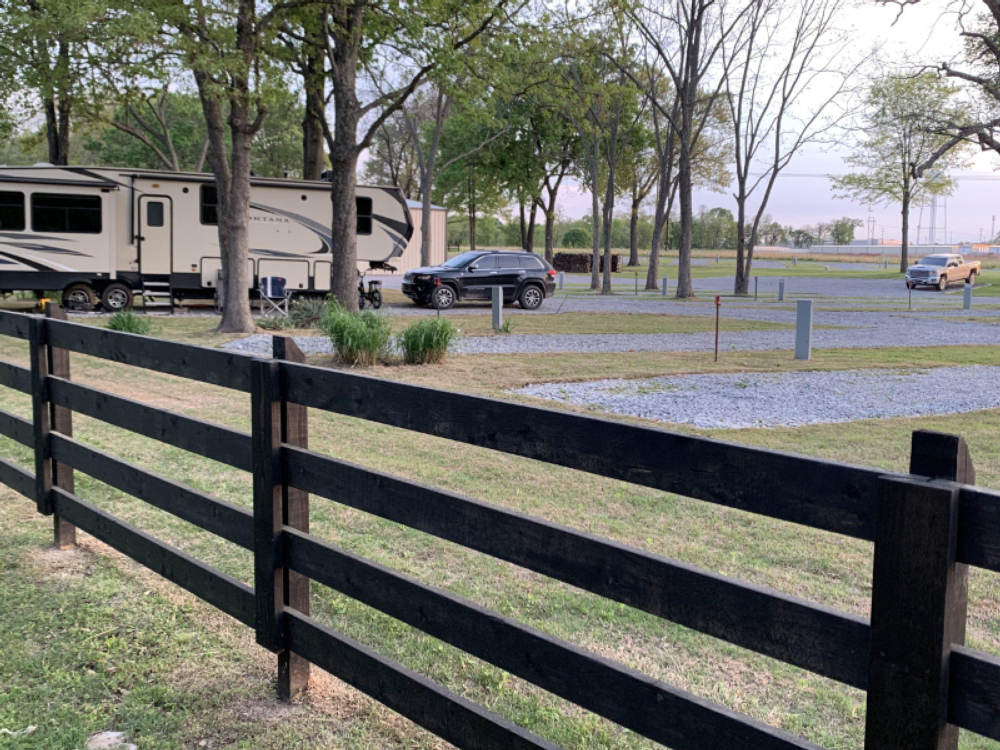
(964, 283, 973, 310)
(661, 276, 669, 296)
(557, 271, 564, 290)
(778, 279, 785, 302)
(795, 299, 813, 360)
(492, 286, 503, 330)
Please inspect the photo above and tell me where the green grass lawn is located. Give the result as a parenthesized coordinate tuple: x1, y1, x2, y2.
(1, 319, 999, 749)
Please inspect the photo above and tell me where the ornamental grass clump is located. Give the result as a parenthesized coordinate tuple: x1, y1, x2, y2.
(396, 317, 459, 365)
(106, 311, 152, 335)
(319, 301, 391, 366)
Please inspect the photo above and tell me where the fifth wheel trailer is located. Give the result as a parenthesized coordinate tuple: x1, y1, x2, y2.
(0, 165, 413, 310)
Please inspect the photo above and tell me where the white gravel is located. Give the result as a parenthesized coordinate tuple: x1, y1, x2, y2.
(223, 334, 333, 356)
(516, 366, 1000, 428)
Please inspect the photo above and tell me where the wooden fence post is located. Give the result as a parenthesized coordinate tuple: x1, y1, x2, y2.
(28, 315, 52, 516)
(251, 358, 285, 658)
(864, 431, 973, 750)
(274, 337, 310, 698)
(47, 306, 75, 549)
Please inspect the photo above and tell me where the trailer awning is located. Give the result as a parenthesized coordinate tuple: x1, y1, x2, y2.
(0, 175, 120, 189)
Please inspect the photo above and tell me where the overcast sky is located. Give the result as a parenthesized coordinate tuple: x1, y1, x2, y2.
(556, 1, 1000, 243)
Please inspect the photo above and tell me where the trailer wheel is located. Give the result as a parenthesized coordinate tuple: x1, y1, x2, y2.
(101, 282, 134, 312)
(62, 283, 96, 311)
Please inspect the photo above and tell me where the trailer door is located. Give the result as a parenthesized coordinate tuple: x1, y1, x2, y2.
(138, 195, 172, 275)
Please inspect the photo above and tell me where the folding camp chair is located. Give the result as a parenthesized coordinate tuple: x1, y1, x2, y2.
(258, 276, 290, 317)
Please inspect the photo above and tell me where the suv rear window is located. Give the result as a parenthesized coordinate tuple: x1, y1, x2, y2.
(519, 255, 545, 269)
(498, 254, 523, 269)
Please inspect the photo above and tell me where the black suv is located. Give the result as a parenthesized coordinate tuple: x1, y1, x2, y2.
(402, 251, 557, 310)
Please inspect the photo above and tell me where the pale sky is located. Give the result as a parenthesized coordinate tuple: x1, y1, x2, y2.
(556, 1, 1000, 243)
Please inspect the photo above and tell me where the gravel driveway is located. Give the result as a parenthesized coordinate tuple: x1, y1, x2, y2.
(516, 366, 1000, 428)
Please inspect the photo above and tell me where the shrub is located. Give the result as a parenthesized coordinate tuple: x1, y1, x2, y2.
(107, 311, 151, 335)
(319, 301, 391, 366)
(561, 227, 592, 248)
(289, 296, 326, 329)
(396, 318, 459, 365)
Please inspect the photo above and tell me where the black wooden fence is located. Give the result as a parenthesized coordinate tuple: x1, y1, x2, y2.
(0, 306, 999, 750)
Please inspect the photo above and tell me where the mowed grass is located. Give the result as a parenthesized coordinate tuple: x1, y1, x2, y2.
(1, 322, 999, 749)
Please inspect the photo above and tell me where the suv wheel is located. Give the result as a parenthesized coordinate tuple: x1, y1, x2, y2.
(519, 284, 544, 310)
(937, 275, 948, 291)
(432, 285, 456, 310)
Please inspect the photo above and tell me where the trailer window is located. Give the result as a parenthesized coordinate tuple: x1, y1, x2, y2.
(146, 201, 164, 227)
(200, 185, 218, 225)
(32, 193, 101, 234)
(356, 197, 372, 235)
(0, 191, 24, 231)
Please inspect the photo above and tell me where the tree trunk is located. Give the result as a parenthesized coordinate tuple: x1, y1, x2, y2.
(676, 125, 694, 298)
(600, 170, 615, 295)
(219, 127, 255, 332)
(589, 135, 601, 290)
(196, 72, 251, 333)
(628, 197, 640, 267)
(646, 165, 671, 290)
(468, 180, 477, 253)
(900, 187, 910, 273)
(526, 200, 538, 253)
(329, 51, 361, 311)
(734, 184, 749, 295)
(543, 203, 555, 264)
(302, 51, 326, 180)
(519, 201, 526, 250)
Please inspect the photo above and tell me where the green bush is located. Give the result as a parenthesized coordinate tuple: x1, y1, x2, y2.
(106, 311, 151, 335)
(396, 317, 459, 365)
(319, 301, 391, 366)
(289, 297, 326, 329)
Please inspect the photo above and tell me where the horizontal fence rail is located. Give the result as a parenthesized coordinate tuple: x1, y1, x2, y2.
(287, 529, 825, 750)
(46, 318, 253, 391)
(50, 433, 254, 550)
(0, 361, 30, 393)
(0, 307, 999, 750)
(48, 378, 253, 471)
(286, 444, 871, 688)
(281, 363, 888, 540)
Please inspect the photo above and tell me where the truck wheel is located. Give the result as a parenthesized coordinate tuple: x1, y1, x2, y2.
(62, 283, 96, 311)
(968, 271, 977, 286)
(101, 282, 134, 312)
(937, 276, 948, 291)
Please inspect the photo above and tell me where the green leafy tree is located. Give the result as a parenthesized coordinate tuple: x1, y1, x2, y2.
(832, 74, 968, 270)
(828, 217, 862, 245)
(561, 227, 592, 247)
(0, 0, 104, 164)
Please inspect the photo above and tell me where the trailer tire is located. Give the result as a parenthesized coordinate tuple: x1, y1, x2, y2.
(62, 283, 96, 311)
(101, 282, 134, 312)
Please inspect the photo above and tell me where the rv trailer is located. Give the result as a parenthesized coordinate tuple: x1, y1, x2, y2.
(0, 165, 413, 310)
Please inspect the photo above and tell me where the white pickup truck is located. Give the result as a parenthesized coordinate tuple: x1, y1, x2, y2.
(905, 254, 981, 291)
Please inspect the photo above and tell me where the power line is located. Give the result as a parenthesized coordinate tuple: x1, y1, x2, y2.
(749, 172, 1000, 182)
